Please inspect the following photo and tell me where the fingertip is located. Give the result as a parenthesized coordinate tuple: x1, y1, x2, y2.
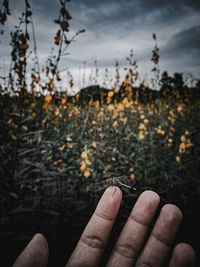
(13, 233, 49, 267)
(105, 186, 122, 199)
(32, 233, 49, 254)
(132, 190, 160, 225)
(96, 186, 122, 220)
(32, 233, 47, 242)
(139, 190, 160, 203)
(170, 242, 196, 267)
(175, 242, 195, 256)
(161, 204, 183, 223)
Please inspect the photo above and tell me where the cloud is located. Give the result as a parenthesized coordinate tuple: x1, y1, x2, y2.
(0, 0, 199, 83)
(161, 25, 200, 69)
(165, 26, 200, 52)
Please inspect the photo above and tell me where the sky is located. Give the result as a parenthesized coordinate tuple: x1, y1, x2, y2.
(0, 0, 200, 91)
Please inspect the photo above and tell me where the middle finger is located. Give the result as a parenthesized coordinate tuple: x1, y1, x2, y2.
(106, 190, 160, 267)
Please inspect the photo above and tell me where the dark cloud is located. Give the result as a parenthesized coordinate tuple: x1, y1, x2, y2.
(0, 0, 199, 80)
(162, 26, 200, 61)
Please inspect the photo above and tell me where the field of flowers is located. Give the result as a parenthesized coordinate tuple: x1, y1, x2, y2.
(1, 84, 200, 266)
(0, 0, 200, 265)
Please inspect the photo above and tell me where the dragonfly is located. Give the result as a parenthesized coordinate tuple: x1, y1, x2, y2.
(86, 175, 136, 194)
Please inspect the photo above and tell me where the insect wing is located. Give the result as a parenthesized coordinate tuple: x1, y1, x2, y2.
(86, 180, 108, 194)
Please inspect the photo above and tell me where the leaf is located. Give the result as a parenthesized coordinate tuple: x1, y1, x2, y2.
(19, 43, 29, 50)
(26, 10, 32, 17)
(9, 192, 18, 199)
(61, 21, 69, 31)
(15, 166, 31, 178)
(21, 129, 43, 137)
(10, 113, 20, 117)
(7, 206, 34, 215)
(153, 33, 156, 40)
(18, 148, 37, 157)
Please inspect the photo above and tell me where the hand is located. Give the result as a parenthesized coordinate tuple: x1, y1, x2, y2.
(13, 188, 196, 267)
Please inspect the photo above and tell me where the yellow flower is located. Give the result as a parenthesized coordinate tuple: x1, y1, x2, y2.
(180, 135, 186, 142)
(107, 104, 115, 112)
(95, 100, 100, 108)
(138, 131, 145, 140)
(81, 151, 88, 160)
(108, 91, 114, 97)
(177, 105, 183, 113)
(113, 121, 118, 130)
(117, 103, 124, 112)
(80, 161, 87, 172)
(61, 98, 67, 105)
(12, 122, 18, 128)
(157, 127, 165, 136)
(43, 102, 51, 110)
(122, 97, 129, 108)
(144, 119, 149, 125)
(58, 144, 66, 151)
(34, 77, 40, 83)
(168, 138, 173, 143)
(66, 136, 72, 142)
(67, 142, 73, 149)
(186, 139, 193, 148)
(139, 123, 145, 130)
(55, 108, 60, 117)
(130, 173, 135, 181)
(179, 143, 185, 153)
(120, 117, 128, 124)
(11, 134, 17, 141)
(92, 141, 97, 149)
(45, 94, 52, 103)
(84, 168, 91, 178)
(8, 118, 13, 125)
(68, 111, 73, 118)
(140, 114, 145, 120)
(185, 130, 189, 135)
(85, 159, 92, 166)
(53, 159, 62, 165)
(103, 165, 112, 174)
(176, 156, 181, 163)
(98, 111, 104, 117)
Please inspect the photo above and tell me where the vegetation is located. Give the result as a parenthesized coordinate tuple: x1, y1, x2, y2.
(0, 0, 200, 266)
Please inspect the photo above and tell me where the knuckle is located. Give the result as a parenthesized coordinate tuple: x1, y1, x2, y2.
(81, 234, 105, 249)
(114, 242, 138, 259)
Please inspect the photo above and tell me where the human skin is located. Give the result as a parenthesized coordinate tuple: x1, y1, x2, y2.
(13, 188, 196, 267)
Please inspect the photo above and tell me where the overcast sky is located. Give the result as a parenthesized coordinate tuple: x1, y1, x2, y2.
(0, 0, 200, 90)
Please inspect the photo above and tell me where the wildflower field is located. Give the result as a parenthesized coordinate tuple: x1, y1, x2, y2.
(1, 82, 200, 266)
(0, 0, 200, 266)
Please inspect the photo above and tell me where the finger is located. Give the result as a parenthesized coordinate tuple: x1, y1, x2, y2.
(106, 190, 160, 267)
(12, 233, 49, 267)
(169, 243, 196, 267)
(66, 186, 122, 267)
(136, 204, 183, 267)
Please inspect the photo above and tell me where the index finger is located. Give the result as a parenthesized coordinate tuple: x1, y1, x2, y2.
(66, 186, 122, 267)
